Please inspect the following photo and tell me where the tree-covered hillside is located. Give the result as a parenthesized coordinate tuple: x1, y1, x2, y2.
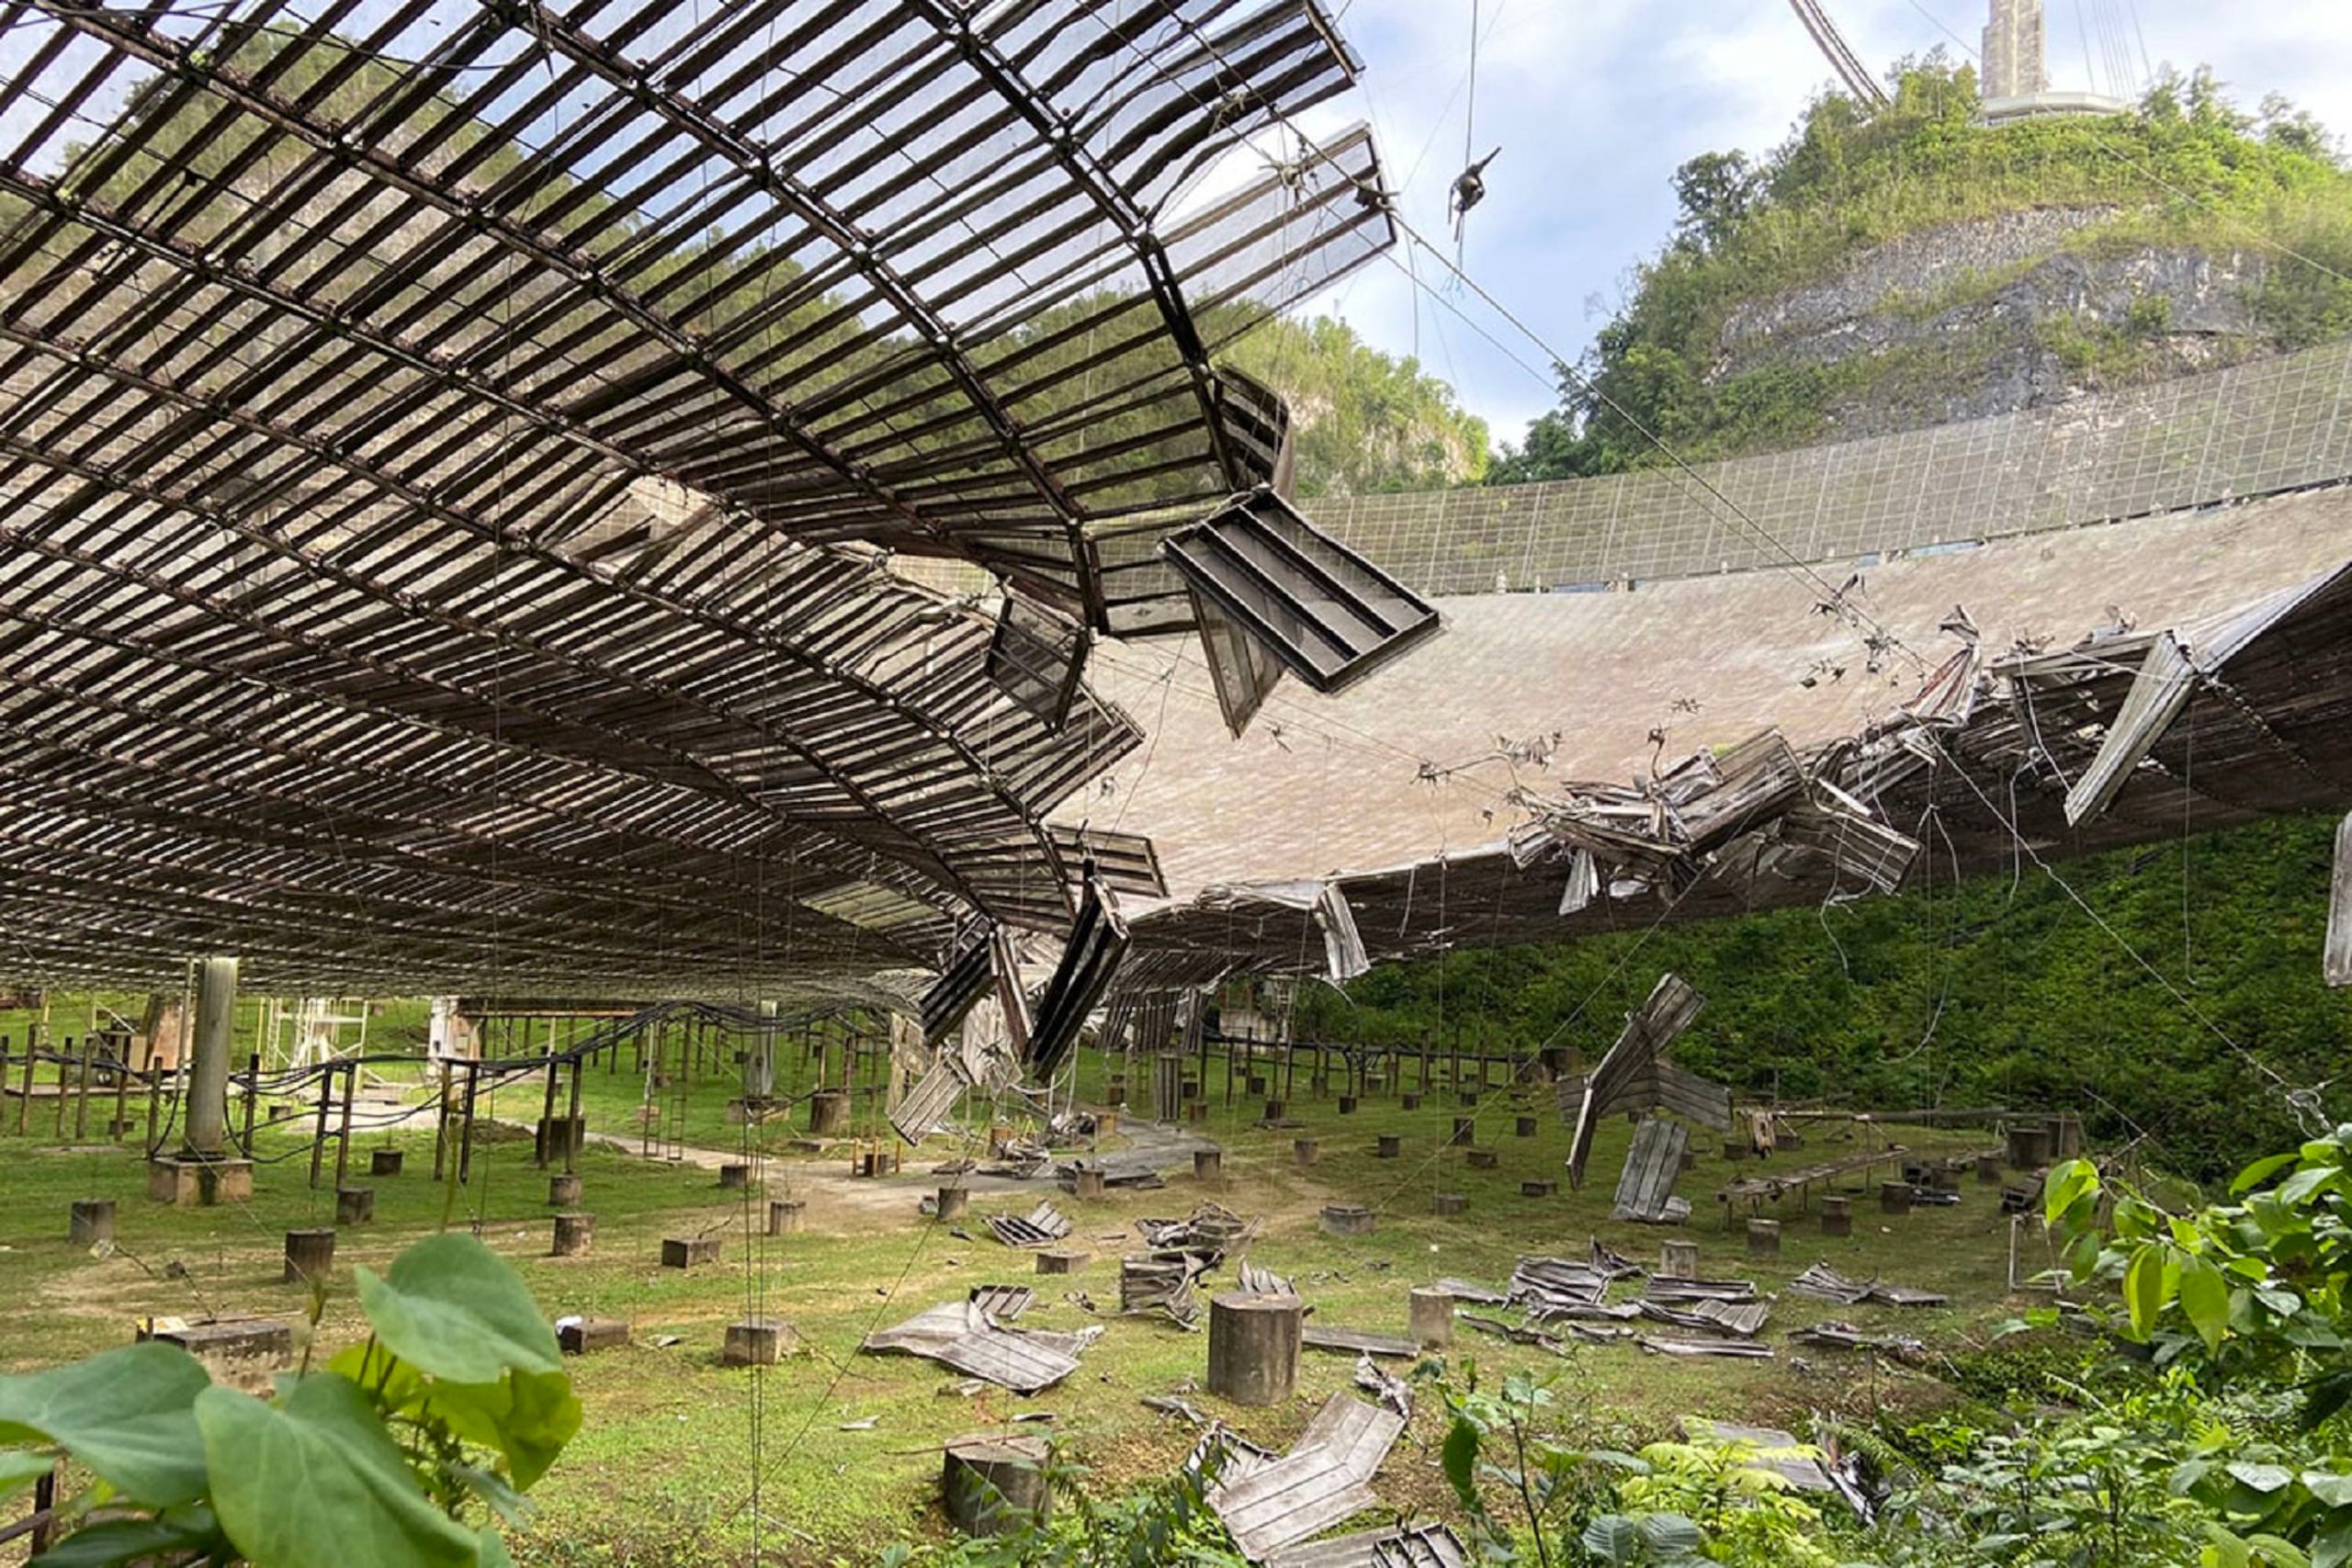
(1221, 315, 1490, 495)
(1294, 812, 2351, 1181)
(1494, 62, 2352, 481)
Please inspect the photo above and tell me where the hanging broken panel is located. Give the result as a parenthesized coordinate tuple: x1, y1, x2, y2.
(922, 931, 1000, 1046)
(1048, 825, 1169, 899)
(1190, 581, 1288, 738)
(1025, 880, 1131, 1080)
(985, 592, 1091, 729)
(1162, 488, 1441, 694)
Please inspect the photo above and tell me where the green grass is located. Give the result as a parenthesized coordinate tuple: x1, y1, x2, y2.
(0, 1057, 2039, 1566)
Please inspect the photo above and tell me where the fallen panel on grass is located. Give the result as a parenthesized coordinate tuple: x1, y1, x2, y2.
(1210, 1394, 1408, 1562)
(1302, 1324, 1420, 1359)
(863, 1302, 1099, 1393)
(1568, 975, 1710, 1188)
(1353, 1354, 1414, 1419)
(1636, 1337, 1775, 1359)
(967, 1286, 1036, 1321)
(1266, 1522, 1470, 1568)
(988, 1201, 1074, 1248)
(1786, 1263, 1947, 1307)
(1136, 1203, 1261, 1264)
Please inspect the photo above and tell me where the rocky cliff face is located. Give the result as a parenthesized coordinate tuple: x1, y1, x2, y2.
(1713, 208, 2275, 435)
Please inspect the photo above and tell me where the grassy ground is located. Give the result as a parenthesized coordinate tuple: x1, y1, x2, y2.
(0, 1047, 2047, 1566)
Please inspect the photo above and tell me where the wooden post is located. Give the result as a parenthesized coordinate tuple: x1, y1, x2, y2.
(53, 1038, 69, 1138)
(1206, 1292, 1303, 1405)
(237, 1052, 259, 1156)
(942, 1435, 1051, 1537)
(1409, 1286, 1454, 1348)
(0, 1043, 9, 1134)
(144, 1061, 161, 1149)
(431, 1059, 452, 1180)
(457, 1062, 481, 1186)
(537, 1048, 560, 1168)
(17, 1036, 34, 1134)
(334, 1062, 356, 1195)
(308, 1065, 334, 1190)
(564, 1056, 585, 1176)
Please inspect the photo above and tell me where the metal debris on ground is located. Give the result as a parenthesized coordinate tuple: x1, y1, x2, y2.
(1611, 1118, 1693, 1224)
(967, 1285, 1035, 1320)
(1458, 1315, 1580, 1356)
(1136, 1203, 1261, 1264)
(1509, 1256, 1615, 1314)
(1121, 1252, 1207, 1325)
(1209, 1394, 1408, 1562)
(1143, 1393, 1210, 1426)
(987, 1201, 1074, 1248)
(1435, 1276, 1510, 1305)
(1301, 1325, 1420, 1359)
(1786, 1263, 1949, 1308)
(1636, 1337, 1775, 1359)
(1681, 1419, 1860, 1515)
(1790, 1322, 1928, 1359)
(1589, 1240, 1645, 1279)
(1642, 1277, 1759, 1303)
(862, 1301, 1101, 1394)
(1638, 1298, 1770, 1337)
(1265, 1521, 1470, 1568)
(1353, 1353, 1415, 1419)
(1237, 1260, 1295, 1297)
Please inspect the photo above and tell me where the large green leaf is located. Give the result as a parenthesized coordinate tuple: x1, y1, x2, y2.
(0, 1343, 211, 1506)
(1439, 1418, 1480, 1512)
(2124, 1246, 2168, 1339)
(29, 1508, 226, 1568)
(424, 1371, 582, 1490)
(0, 1449, 53, 1505)
(2179, 1255, 2232, 1351)
(355, 1235, 560, 1385)
(196, 1375, 478, 1568)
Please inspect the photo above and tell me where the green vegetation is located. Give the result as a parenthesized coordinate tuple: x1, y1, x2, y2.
(0, 1230, 577, 1567)
(1219, 315, 1491, 495)
(1295, 812, 2352, 1183)
(1493, 62, 2352, 481)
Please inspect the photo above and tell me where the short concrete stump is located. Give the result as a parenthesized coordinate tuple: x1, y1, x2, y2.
(1206, 1292, 1304, 1406)
(1376, 1134, 1402, 1159)
(69, 1199, 115, 1247)
(766, 1199, 805, 1235)
(1465, 1149, 1499, 1170)
(722, 1318, 792, 1367)
(1515, 1115, 1539, 1138)
(370, 1148, 403, 1178)
(1431, 1192, 1467, 1216)
(334, 1187, 374, 1226)
(1262, 1100, 1286, 1122)
(1319, 1202, 1375, 1237)
(1880, 1180, 1913, 1216)
(1409, 1286, 1454, 1348)
(553, 1213, 595, 1258)
(1723, 1139, 1750, 1162)
(1820, 1196, 1852, 1237)
(1660, 1239, 1700, 1280)
(1747, 1218, 1781, 1258)
(1521, 1179, 1556, 1199)
(718, 1163, 752, 1190)
(935, 1185, 969, 1221)
(559, 1317, 629, 1355)
(943, 1434, 1052, 1537)
(548, 1173, 582, 1207)
(283, 1228, 335, 1284)
(1976, 1154, 2004, 1184)
(662, 1235, 719, 1269)
(147, 1156, 254, 1207)
(1293, 1138, 1318, 1167)
(146, 1317, 293, 1371)
(1450, 1117, 1474, 1146)
(1338, 1096, 1357, 1114)
(1181, 1079, 1201, 1101)
(1400, 1093, 1421, 1111)
(533, 1116, 584, 1165)
(1093, 1111, 1119, 1137)
(1185, 1103, 1208, 1124)
(1193, 1149, 1224, 1184)
(808, 1089, 850, 1137)
(1037, 1248, 1087, 1276)
(1247, 1076, 1268, 1096)
(1072, 1168, 1106, 1201)
(1459, 1090, 1479, 1109)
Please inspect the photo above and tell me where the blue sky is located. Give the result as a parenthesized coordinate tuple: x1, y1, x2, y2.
(1289, 0, 2352, 452)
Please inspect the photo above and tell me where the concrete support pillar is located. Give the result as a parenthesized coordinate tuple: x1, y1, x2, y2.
(744, 1000, 778, 1100)
(183, 956, 238, 1157)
